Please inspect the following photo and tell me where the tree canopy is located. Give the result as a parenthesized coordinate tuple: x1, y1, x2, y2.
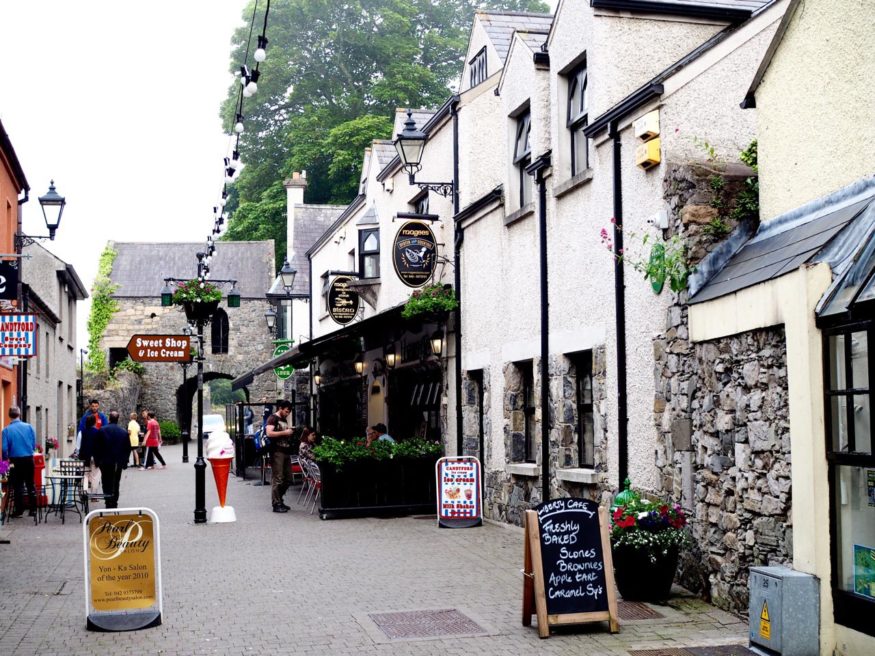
(221, 0, 549, 258)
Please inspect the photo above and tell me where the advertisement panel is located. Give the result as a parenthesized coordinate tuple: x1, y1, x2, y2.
(0, 313, 36, 357)
(435, 456, 482, 528)
(328, 275, 360, 325)
(84, 508, 162, 631)
(393, 221, 436, 287)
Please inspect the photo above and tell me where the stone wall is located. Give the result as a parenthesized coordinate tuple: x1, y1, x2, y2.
(101, 297, 277, 428)
(83, 370, 141, 424)
(653, 163, 792, 614)
(460, 368, 491, 457)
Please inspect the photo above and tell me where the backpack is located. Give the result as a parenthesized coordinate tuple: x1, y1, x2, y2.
(254, 425, 271, 453)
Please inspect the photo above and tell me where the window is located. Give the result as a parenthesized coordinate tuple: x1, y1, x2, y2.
(572, 351, 595, 467)
(359, 229, 380, 279)
(211, 308, 229, 354)
(568, 63, 589, 175)
(469, 47, 487, 88)
(108, 348, 128, 370)
(45, 331, 50, 378)
(520, 361, 536, 462)
(514, 111, 532, 208)
(321, 275, 330, 314)
(824, 322, 875, 636)
(413, 193, 429, 215)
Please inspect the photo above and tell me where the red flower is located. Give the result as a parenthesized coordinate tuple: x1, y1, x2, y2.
(616, 515, 636, 529)
(355, 441, 364, 447)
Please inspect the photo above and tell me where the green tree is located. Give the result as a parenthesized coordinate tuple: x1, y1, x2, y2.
(222, 0, 549, 247)
(209, 379, 245, 408)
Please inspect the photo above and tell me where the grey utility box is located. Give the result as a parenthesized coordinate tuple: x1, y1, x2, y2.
(749, 565, 819, 656)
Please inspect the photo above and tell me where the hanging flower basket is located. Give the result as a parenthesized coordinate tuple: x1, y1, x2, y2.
(401, 284, 458, 320)
(182, 299, 220, 323)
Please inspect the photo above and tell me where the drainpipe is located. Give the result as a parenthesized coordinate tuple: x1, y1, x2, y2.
(308, 254, 316, 429)
(17, 190, 29, 420)
(610, 120, 629, 487)
(526, 153, 552, 502)
(451, 100, 463, 456)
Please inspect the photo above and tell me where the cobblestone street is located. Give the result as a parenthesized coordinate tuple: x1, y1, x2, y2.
(0, 444, 751, 655)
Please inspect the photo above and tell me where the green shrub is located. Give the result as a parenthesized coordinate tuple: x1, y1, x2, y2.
(110, 357, 144, 378)
(159, 420, 181, 444)
(313, 436, 442, 470)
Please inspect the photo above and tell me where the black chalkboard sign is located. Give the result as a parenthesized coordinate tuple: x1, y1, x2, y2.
(522, 498, 619, 638)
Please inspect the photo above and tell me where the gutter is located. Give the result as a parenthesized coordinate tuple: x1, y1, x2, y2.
(525, 152, 552, 502)
(591, 0, 754, 22)
(585, 83, 664, 138)
(449, 100, 463, 456)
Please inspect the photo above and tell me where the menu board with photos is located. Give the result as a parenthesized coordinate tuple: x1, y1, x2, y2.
(436, 456, 482, 528)
(522, 498, 619, 638)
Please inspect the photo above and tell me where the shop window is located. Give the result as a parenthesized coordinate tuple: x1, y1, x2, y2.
(469, 47, 487, 88)
(567, 62, 589, 175)
(824, 322, 875, 636)
(513, 111, 532, 208)
(211, 308, 229, 354)
(359, 229, 380, 279)
(571, 351, 594, 467)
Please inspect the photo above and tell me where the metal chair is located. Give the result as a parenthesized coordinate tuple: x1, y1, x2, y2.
(301, 460, 321, 515)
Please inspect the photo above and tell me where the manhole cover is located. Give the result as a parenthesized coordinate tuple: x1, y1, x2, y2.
(368, 608, 488, 640)
(618, 600, 664, 620)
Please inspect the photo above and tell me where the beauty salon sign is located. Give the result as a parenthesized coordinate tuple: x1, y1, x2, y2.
(84, 508, 163, 631)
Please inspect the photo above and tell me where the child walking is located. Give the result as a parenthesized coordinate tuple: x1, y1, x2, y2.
(140, 411, 167, 469)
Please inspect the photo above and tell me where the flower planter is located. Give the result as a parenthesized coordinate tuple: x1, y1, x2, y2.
(317, 455, 439, 520)
(612, 543, 679, 601)
(181, 299, 220, 323)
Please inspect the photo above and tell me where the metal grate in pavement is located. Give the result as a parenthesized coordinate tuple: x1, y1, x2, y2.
(630, 647, 756, 656)
(368, 608, 488, 640)
(618, 600, 665, 620)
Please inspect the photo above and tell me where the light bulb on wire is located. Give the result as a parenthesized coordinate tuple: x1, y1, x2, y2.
(254, 35, 268, 62)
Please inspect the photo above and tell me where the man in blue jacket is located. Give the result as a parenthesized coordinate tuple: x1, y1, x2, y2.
(96, 411, 132, 509)
(2, 407, 37, 517)
(78, 399, 109, 435)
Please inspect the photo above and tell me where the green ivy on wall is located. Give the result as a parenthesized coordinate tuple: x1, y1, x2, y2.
(86, 245, 119, 373)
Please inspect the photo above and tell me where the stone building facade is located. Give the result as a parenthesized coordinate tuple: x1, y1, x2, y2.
(100, 241, 278, 431)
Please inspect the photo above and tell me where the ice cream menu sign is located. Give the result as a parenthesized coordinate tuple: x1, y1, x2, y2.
(522, 498, 619, 638)
(84, 509, 163, 632)
(436, 456, 482, 528)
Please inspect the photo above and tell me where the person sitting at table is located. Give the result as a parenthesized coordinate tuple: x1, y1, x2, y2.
(2, 406, 37, 518)
(298, 426, 317, 467)
(366, 423, 395, 447)
(78, 414, 102, 494)
(97, 411, 132, 509)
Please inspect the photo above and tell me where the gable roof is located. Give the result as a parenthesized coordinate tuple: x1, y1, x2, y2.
(289, 205, 345, 296)
(0, 119, 30, 193)
(477, 10, 554, 62)
(741, 0, 800, 108)
(372, 140, 397, 171)
(109, 241, 274, 299)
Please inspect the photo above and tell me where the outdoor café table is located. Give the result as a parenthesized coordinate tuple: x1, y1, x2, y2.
(46, 473, 85, 524)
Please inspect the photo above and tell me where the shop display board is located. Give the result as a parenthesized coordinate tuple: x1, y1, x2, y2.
(84, 508, 162, 632)
(522, 498, 619, 638)
(435, 456, 482, 528)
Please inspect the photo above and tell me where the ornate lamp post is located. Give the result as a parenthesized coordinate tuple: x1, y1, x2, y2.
(179, 326, 193, 463)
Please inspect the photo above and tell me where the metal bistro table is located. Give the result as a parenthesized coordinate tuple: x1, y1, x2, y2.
(46, 473, 86, 524)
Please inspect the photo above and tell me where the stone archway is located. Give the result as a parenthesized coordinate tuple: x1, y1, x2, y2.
(176, 372, 250, 438)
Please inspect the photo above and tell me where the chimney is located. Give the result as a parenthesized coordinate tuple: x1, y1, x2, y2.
(283, 171, 308, 262)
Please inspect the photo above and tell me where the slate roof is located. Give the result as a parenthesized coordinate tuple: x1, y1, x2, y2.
(477, 11, 553, 62)
(392, 108, 437, 137)
(373, 140, 396, 170)
(517, 30, 549, 52)
(690, 177, 875, 304)
(290, 205, 346, 296)
(109, 241, 274, 299)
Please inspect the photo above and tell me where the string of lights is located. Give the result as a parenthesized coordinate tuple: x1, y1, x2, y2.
(192, 0, 271, 289)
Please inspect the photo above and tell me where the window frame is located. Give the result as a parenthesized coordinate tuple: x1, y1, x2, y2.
(469, 46, 487, 88)
(211, 308, 230, 354)
(359, 228, 380, 280)
(571, 351, 595, 468)
(823, 319, 875, 636)
(567, 63, 589, 175)
(514, 111, 532, 208)
(520, 360, 536, 463)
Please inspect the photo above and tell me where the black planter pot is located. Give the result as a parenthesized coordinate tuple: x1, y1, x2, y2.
(181, 299, 220, 323)
(612, 543, 679, 601)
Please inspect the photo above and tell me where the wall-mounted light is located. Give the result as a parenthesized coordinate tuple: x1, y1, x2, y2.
(227, 283, 241, 308)
(354, 354, 365, 375)
(264, 306, 277, 332)
(161, 281, 174, 307)
(430, 329, 443, 356)
(385, 343, 397, 368)
(313, 372, 322, 386)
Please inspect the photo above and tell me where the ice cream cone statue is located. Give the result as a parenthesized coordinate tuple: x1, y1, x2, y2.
(205, 431, 236, 523)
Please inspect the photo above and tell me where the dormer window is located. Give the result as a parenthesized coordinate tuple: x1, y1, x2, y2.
(469, 47, 487, 88)
(568, 63, 589, 175)
(413, 192, 429, 215)
(359, 229, 380, 279)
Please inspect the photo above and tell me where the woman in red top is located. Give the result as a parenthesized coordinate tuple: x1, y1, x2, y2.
(140, 411, 167, 469)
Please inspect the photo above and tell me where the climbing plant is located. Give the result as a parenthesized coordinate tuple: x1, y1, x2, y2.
(85, 245, 119, 373)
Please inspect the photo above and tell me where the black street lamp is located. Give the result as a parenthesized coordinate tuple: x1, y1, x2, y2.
(264, 306, 277, 334)
(179, 326, 193, 464)
(394, 110, 454, 198)
(78, 348, 87, 416)
(16, 180, 67, 248)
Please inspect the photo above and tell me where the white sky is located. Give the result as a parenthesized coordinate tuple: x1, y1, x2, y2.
(0, 0, 248, 349)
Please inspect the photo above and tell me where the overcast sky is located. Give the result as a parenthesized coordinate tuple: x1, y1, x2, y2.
(0, 0, 248, 348)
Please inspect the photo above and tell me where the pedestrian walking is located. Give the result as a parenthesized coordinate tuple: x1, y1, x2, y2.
(266, 400, 295, 513)
(96, 411, 132, 509)
(77, 399, 108, 436)
(141, 411, 166, 469)
(1, 407, 36, 518)
(127, 412, 141, 467)
(79, 414, 102, 494)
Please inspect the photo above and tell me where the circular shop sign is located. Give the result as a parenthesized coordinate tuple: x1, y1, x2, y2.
(328, 275, 360, 325)
(273, 342, 294, 380)
(393, 221, 436, 288)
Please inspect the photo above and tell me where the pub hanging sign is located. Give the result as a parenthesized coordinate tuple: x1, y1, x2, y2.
(328, 275, 359, 325)
(393, 221, 436, 288)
